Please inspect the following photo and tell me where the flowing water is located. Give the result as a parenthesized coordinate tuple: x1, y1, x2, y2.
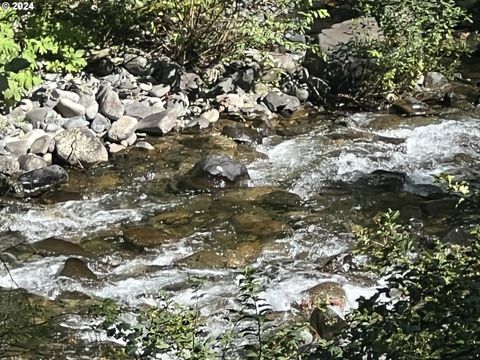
(1, 110, 480, 355)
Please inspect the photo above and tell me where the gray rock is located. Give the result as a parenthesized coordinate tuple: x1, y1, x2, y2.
(43, 153, 52, 165)
(30, 135, 53, 155)
(137, 109, 177, 135)
(120, 132, 137, 147)
(148, 84, 170, 98)
(55, 98, 86, 118)
(123, 53, 152, 76)
(78, 94, 99, 120)
(54, 128, 109, 166)
(185, 154, 250, 186)
(180, 72, 204, 96)
(152, 58, 181, 90)
(18, 154, 48, 171)
(108, 115, 138, 142)
(355, 170, 407, 192)
(52, 89, 80, 103)
(108, 143, 127, 153)
(63, 117, 89, 129)
(271, 53, 298, 75)
(166, 92, 189, 117)
(124, 101, 164, 119)
(5, 141, 29, 156)
(199, 109, 220, 124)
(208, 77, 235, 97)
(0, 155, 20, 175)
(90, 113, 111, 134)
(134, 141, 155, 150)
(423, 72, 449, 89)
(20, 129, 47, 147)
(25, 108, 51, 127)
(97, 84, 124, 120)
(87, 58, 115, 77)
(17, 164, 68, 196)
(59, 257, 97, 280)
(263, 91, 301, 114)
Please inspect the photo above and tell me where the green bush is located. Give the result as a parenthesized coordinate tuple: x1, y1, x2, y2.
(325, 0, 470, 101)
(0, 8, 86, 106)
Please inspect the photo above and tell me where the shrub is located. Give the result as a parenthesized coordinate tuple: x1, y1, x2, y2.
(323, 0, 470, 101)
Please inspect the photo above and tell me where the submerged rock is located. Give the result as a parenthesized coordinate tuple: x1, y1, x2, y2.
(32, 237, 92, 257)
(16, 165, 68, 196)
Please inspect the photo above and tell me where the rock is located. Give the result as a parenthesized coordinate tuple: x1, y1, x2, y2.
(123, 227, 177, 247)
(78, 94, 99, 120)
(86, 58, 115, 77)
(97, 84, 124, 120)
(90, 113, 111, 134)
(309, 307, 347, 340)
(20, 129, 47, 147)
(16, 165, 68, 196)
(124, 101, 164, 119)
(152, 58, 181, 90)
(230, 212, 289, 239)
(403, 183, 444, 198)
(166, 92, 189, 117)
(148, 84, 170, 98)
(121, 132, 137, 147)
(59, 257, 97, 280)
(5, 141, 29, 156)
(186, 154, 250, 183)
(263, 91, 301, 114)
(123, 53, 152, 76)
(108, 143, 127, 153)
(52, 89, 80, 103)
(134, 141, 155, 150)
(271, 53, 298, 75)
(180, 72, 203, 96)
(55, 98, 86, 118)
(63, 117, 89, 129)
(0, 155, 19, 175)
(54, 128, 109, 166)
(355, 170, 407, 192)
(199, 109, 220, 124)
(257, 190, 302, 209)
(391, 97, 429, 116)
(423, 72, 449, 89)
(32, 237, 91, 257)
(221, 124, 264, 144)
(108, 115, 138, 142)
(25, 108, 51, 127)
(177, 250, 226, 269)
(227, 241, 262, 268)
(421, 197, 459, 217)
(18, 154, 48, 171)
(137, 109, 177, 135)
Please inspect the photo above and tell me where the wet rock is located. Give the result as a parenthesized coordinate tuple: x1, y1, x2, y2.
(403, 183, 444, 198)
(263, 91, 301, 114)
(18, 154, 47, 171)
(391, 97, 429, 116)
(441, 226, 473, 245)
(123, 227, 177, 247)
(229, 212, 289, 239)
(221, 124, 264, 144)
(185, 154, 250, 186)
(149, 84, 170, 98)
(220, 187, 277, 202)
(257, 190, 302, 209)
(0, 155, 19, 175)
(55, 98, 86, 118)
(32, 237, 92, 257)
(108, 115, 138, 142)
(123, 53, 152, 76)
(421, 197, 459, 217)
(309, 307, 347, 340)
(177, 250, 226, 269)
(59, 257, 97, 280)
(54, 128, 109, 166)
(40, 190, 83, 204)
(134, 141, 155, 150)
(298, 282, 347, 310)
(90, 113, 111, 134)
(355, 170, 407, 192)
(16, 165, 68, 196)
(137, 109, 177, 135)
(226, 241, 262, 268)
(97, 84, 124, 120)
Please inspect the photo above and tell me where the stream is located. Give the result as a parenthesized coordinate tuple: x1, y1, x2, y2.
(1, 109, 480, 357)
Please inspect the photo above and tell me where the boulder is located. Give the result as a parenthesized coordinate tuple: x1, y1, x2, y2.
(90, 113, 111, 134)
(107, 115, 138, 142)
(263, 91, 301, 114)
(55, 98, 86, 118)
(137, 109, 177, 135)
(16, 165, 68, 196)
(123, 53, 153, 76)
(187, 154, 250, 183)
(32, 237, 92, 257)
(97, 84, 124, 120)
(54, 128, 108, 166)
(124, 101, 164, 119)
(78, 94, 99, 120)
(18, 154, 48, 172)
(59, 257, 97, 280)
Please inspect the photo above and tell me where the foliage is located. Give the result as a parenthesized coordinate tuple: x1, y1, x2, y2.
(0, 7, 86, 106)
(325, 0, 470, 101)
(313, 208, 480, 360)
(434, 173, 471, 205)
